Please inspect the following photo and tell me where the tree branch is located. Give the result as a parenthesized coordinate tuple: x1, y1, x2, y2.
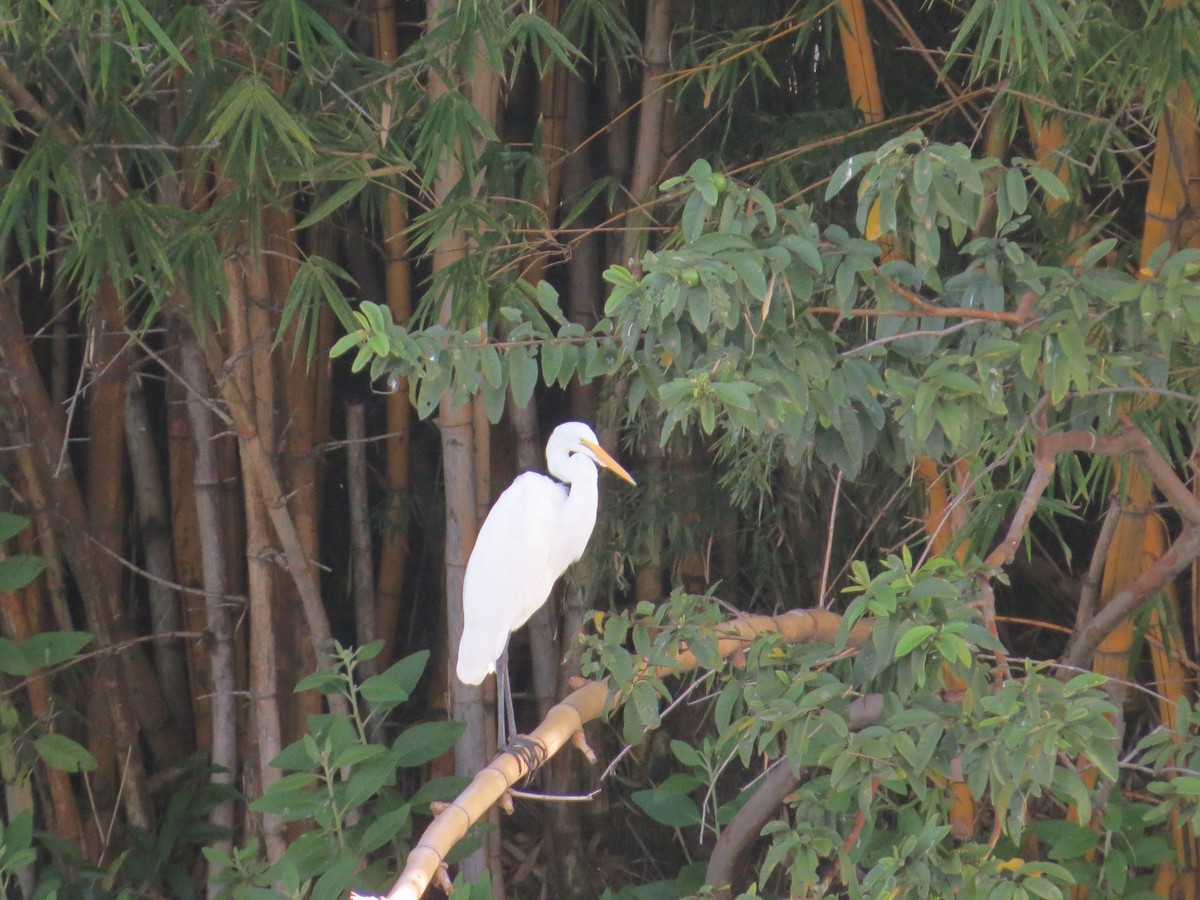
(353, 608, 873, 900)
(705, 693, 884, 899)
(977, 404, 1200, 669)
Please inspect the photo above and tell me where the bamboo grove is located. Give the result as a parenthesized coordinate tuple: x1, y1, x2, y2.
(4, 1, 1200, 898)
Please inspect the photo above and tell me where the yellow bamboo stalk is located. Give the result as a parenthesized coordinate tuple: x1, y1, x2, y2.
(1141, 83, 1200, 273)
(1137, 13, 1200, 886)
(836, 0, 883, 125)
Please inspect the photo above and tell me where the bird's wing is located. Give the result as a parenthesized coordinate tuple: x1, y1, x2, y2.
(456, 472, 568, 684)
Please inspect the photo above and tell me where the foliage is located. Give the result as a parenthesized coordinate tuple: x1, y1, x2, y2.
(336, 116, 1200, 895)
(6, 0, 1200, 895)
(337, 128, 1200, 486)
(206, 644, 466, 899)
(580, 558, 1147, 898)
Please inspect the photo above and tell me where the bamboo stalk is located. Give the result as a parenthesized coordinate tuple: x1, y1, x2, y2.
(224, 256, 287, 864)
(347, 401, 378, 679)
(0, 286, 154, 832)
(124, 369, 193, 738)
(176, 321, 239, 897)
(373, 0, 415, 669)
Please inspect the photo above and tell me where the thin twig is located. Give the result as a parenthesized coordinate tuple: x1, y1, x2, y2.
(818, 470, 842, 609)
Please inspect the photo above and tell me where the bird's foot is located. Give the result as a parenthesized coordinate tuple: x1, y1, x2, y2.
(503, 734, 548, 775)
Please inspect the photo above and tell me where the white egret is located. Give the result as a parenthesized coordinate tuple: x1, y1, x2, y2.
(456, 421, 636, 748)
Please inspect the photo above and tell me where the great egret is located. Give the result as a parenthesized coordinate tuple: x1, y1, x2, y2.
(456, 421, 636, 748)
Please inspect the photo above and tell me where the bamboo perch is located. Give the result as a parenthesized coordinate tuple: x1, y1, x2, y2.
(353, 609, 871, 900)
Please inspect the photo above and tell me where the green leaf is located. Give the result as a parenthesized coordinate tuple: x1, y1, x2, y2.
(117, 0, 191, 71)
(0, 511, 30, 542)
(541, 338, 564, 386)
(370, 650, 430, 701)
(508, 347, 538, 409)
(0, 639, 27, 676)
(534, 280, 566, 323)
(1028, 163, 1070, 204)
(894, 624, 937, 658)
(392, 720, 466, 767)
(826, 151, 873, 199)
(631, 783, 701, 827)
(19, 631, 93, 670)
(671, 739, 704, 768)
(0, 554, 45, 592)
(355, 805, 412, 855)
(296, 178, 368, 230)
(712, 381, 758, 410)
(296, 671, 347, 695)
(35, 733, 97, 772)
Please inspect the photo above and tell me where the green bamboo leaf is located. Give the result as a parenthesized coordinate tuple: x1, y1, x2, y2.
(296, 179, 368, 230)
(117, 0, 191, 71)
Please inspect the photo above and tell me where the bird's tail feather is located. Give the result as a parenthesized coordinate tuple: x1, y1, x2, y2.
(456, 628, 507, 685)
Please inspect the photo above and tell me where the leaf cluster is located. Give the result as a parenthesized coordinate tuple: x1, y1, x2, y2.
(207, 644, 467, 899)
(579, 555, 1131, 897)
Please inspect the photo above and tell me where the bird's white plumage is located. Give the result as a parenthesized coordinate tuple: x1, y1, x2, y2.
(455, 422, 633, 687)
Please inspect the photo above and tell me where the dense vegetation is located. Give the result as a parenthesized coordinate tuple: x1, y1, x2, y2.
(4, 0, 1200, 898)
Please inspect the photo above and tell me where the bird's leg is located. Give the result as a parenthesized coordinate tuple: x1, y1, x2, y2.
(495, 649, 546, 774)
(495, 655, 508, 751)
(497, 647, 518, 748)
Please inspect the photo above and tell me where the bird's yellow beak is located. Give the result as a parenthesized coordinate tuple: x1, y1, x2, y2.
(580, 438, 637, 486)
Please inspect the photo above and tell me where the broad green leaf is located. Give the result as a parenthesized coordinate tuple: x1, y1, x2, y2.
(392, 720, 466, 767)
(630, 790, 701, 828)
(0, 554, 45, 592)
(508, 347, 538, 409)
(0, 511, 30, 542)
(35, 733, 97, 772)
(894, 624, 937, 658)
(19, 631, 93, 670)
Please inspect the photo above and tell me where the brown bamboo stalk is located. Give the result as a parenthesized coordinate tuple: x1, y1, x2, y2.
(1141, 85, 1200, 272)
(165, 340, 214, 752)
(621, 0, 673, 267)
(0, 541, 90, 860)
(347, 401, 378, 678)
(124, 369, 193, 737)
(223, 256, 287, 863)
(269, 204, 326, 738)
(0, 285, 154, 832)
(1134, 26, 1200, 887)
(836, 0, 883, 124)
(196, 319, 343, 695)
(372, 0, 416, 670)
(533, 65, 609, 893)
